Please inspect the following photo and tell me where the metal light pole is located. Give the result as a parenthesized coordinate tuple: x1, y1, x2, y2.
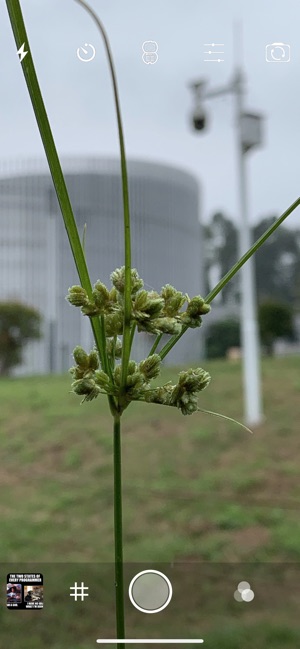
(189, 68, 264, 427)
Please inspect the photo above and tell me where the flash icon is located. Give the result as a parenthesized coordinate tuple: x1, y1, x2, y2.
(17, 43, 28, 62)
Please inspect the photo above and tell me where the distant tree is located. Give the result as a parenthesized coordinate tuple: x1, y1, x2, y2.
(292, 255, 300, 313)
(204, 212, 300, 308)
(252, 217, 299, 305)
(204, 212, 239, 304)
(0, 301, 42, 376)
(258, 299, 295, 356)
(206, 318, 240, 359)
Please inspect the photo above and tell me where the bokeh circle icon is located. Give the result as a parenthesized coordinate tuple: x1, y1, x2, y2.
(128, 570, 172, 613)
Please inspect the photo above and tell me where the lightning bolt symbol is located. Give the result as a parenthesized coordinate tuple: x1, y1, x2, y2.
(17, 43, 28, 62)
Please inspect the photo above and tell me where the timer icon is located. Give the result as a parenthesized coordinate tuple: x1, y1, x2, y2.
(77, 43, 96, 62)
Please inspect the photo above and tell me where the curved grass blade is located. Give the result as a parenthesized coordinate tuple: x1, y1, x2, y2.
(197, 407, 254, 434)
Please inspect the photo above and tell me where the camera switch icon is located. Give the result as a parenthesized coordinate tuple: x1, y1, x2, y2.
(265, 42, 290, 63)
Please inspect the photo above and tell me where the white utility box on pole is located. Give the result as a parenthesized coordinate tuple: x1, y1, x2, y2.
(189, 69, 264, 427)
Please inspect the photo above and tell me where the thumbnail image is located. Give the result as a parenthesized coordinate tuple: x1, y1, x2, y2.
(7, 584, 22, 604)
(24, 585, 44, 603)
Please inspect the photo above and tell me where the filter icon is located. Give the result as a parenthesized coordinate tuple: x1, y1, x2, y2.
(234, 580, 255, 602)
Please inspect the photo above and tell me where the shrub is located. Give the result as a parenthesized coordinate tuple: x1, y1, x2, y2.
(258, 300, 295, 356)
(206, 319, 240, 359)
(0, 301, 42, 376)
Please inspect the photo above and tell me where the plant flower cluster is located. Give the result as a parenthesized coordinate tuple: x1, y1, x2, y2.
(67, 266, 211, 414)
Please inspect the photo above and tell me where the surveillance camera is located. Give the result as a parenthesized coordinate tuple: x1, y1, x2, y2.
(192, 107, 207, 132)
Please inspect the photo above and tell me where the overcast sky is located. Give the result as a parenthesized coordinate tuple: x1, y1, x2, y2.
(1, 0, 299, 228)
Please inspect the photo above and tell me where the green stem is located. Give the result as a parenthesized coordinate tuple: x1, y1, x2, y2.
(159, 325, 188, 362)
(113, 414, 125, 639)
(81, 223, 87, 258)
(158, 197, 300, 362)
(129, 322, 136, 355)
(148, 333, 163, 356)
(109, 334, 117, 375)
(73, 0, 132, 397)
(5, 0, 118, 417)
(100, 315, 114, 385)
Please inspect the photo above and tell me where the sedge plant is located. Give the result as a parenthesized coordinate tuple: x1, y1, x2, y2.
(6, 0, 300, 639)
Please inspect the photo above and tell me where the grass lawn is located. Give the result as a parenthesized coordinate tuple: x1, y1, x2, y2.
(0, 354, 299, 647)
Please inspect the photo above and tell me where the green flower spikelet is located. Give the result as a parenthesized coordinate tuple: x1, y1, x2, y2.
(67, 267, 211, 413)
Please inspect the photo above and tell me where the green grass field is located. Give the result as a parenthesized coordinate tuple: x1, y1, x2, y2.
(0, 355, 299, 648)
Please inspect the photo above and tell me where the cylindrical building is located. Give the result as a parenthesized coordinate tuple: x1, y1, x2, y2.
(0, 157, 206, 375)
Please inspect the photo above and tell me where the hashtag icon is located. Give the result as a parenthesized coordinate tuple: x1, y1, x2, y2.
(69, 581, 89, 601)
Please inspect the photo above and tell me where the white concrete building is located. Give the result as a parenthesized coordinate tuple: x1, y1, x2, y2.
(0, 157, 206, 375)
